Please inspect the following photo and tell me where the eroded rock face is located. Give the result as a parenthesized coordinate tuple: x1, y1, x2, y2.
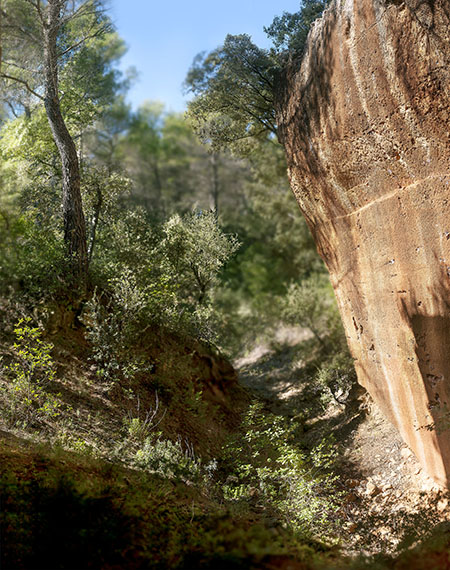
(276, 0, 450, 487)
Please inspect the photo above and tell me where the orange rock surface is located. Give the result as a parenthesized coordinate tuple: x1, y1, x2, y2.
(276, 0, 450, 487)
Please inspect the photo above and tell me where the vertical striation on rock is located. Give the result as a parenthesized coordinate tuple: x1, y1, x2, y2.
(276, 0, 450, 487)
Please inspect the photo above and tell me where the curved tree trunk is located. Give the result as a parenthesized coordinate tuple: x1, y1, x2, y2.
(43, 0, 88, 283)
(276, 0, 450, 487)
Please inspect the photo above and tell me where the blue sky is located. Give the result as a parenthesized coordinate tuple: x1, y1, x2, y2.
(110, 0, 301, 113)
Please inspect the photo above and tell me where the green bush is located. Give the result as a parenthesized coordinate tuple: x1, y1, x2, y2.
(83, 273, 165, 381)
(315, 351, 356, 407)
(122, 393, 167, 445)
(2, 318, 63, 428)
(0, 213, 67, 297)
(220, 401, 342, 540)
(282, 274, 338, 346)
(84, 210, 240, 380)
(282, 274, 356, 407)
(133, 435, 204, 484)
(160, 210, 240, 306)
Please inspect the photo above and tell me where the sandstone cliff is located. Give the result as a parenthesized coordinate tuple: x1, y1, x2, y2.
(276, 0, 450, 487)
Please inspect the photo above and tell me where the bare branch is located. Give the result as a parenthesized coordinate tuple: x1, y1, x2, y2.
(58, 22, 112, 57)
(3, 60, 41, 75)
(1, 8, 40, 42)
(0, 73, 44, 100)
(1, 98, 20, 118)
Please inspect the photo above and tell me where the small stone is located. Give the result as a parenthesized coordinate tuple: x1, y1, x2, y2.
(401, 447, 413, 460)
(437, 498, 448, 513)
(366, 481, 382, 496)
(344, 493, 358, 504)
(377, 526, 390, 536)
(413, 466, 421, 475)
(421, 478, 436, 493)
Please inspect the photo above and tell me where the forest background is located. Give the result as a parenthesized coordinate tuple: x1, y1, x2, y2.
(0, 0, 351, 386)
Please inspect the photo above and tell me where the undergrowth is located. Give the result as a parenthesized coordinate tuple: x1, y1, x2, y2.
(1, 318, 64, 429)
(0, 447, 329, 570)
(218, 401, 342, 541)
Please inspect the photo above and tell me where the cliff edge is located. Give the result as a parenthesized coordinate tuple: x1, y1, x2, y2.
(276, 0, 450, 487)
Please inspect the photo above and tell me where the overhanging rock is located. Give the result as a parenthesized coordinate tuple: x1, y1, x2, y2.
(276, 0, 450, 487)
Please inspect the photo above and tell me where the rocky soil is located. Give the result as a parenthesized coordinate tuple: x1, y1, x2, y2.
(235, 326, 450, 557)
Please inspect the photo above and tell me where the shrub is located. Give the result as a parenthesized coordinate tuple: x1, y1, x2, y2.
(133, 435, 203, 484)
(2, 318, 62, 428)
(0, 213, 67, 297)
(220, 401, 342, 540)
(282, 274, 356, 407)
(160, 210, 240, 306)
(83, 273, 165, 381)
(123, 393, 166, 445)
(315, 351, 356, 407)
(84, 210, 240, 380)
(282, 274, 337, 346)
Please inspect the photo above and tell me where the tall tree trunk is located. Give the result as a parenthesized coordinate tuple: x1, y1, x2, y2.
(276, 0, 450, 488)
(43, 0, 88, 283)
(209, 152, 220, 215)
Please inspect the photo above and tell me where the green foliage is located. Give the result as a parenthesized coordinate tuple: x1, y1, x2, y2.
(0, 457, 330, 570)
(114, 395, 213, 486)
(185, 35, 277, 153)
(220, 402, 342, 539)
(0, 3, 364, 564)
(281, 274, 356, 406)
(315, 351, 356, 407)
(1, 0, 126, 121)
(0, 468, 141, 570)
(0, 212, 67, 296)
(265, 1, 330, 57)
(212, 138, 323, 354)
(84, 210, 239, 380)
(0, 0, 131, 292)
(2, 318, 62, 428)
(89, 207, 156, 283)
(54, 429, 95, 456)
(0, 0, 42, 109)
(122, 394, 166, 445)
(122, 103, 239, 215)
(83, 275, 160, 381)
(133, 436, 204, 484)
(282, 274, 337, 345)
(185, 2, 330, 152)
(160, 210, 240, 305)
(59, 22, 127, 129)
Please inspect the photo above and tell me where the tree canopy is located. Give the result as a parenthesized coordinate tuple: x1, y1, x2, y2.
(184, 1, 330, 153)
